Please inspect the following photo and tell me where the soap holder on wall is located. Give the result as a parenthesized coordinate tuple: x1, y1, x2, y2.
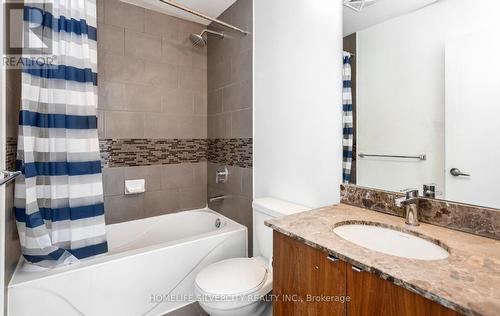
(125, 179, 145, 195)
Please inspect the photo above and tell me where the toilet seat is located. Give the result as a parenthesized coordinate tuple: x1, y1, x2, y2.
(195, 257, 268, 297)
(195, 257, 273, 315)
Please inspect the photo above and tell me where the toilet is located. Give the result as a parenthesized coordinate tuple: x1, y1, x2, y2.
(194, 197, 310, 316)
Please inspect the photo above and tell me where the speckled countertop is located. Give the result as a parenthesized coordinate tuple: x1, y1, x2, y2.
(265, 203, 500, 316)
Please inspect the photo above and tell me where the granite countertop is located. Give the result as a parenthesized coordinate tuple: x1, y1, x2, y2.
(265, 203, 500, 316)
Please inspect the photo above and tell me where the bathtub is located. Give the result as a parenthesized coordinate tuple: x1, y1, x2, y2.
(8, 208, 247, 316)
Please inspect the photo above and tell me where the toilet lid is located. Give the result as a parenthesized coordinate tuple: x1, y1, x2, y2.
(195, 258, 267, 296)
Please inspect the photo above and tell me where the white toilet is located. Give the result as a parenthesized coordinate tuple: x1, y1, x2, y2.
(195, 197, 310, 316)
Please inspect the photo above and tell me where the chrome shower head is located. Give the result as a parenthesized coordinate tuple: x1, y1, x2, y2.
(189, 33, 206, 47)
(189, 29, 224, 47)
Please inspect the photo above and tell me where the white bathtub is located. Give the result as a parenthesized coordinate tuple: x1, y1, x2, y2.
(8, 209, 247, 316)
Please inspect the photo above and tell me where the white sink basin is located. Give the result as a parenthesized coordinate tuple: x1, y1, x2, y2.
(333, 224, 449, 261)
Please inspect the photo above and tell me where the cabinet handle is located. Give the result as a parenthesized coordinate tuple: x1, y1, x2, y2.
(327, 254, 339, 263)
(351, 265, 364, 273)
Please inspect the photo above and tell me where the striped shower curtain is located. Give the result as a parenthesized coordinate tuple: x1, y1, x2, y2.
(14, 0, 107, 267)
(342, 52, 354, 183)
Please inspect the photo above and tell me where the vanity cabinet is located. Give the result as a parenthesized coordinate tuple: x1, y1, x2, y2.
(273, 231, 346, 315)
(273, 231, 462, 316)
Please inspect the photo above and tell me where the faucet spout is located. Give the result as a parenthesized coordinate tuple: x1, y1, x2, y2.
(394, 189, 420, 226)
(208, 195, 229, 203)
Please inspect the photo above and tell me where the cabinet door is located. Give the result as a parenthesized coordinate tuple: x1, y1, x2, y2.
(347, 263, 462, 316)
(273, 231, 347, 316)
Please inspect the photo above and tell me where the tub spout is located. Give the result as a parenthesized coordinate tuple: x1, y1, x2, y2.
(209, 195, 228, 203)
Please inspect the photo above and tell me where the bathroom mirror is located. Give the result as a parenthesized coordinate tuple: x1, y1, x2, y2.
(342, 0, 500, 210)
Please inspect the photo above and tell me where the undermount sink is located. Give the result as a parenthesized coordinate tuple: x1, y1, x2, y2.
(333, 224, 449, 261)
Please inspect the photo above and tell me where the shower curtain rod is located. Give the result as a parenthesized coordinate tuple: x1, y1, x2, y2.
(158, 0, 249, 35)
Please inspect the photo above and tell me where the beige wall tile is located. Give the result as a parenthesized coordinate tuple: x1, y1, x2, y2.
(103, 163, 207, 223)
(178, 116, 207, 139)
(104, 0, 145, 32)
(194, 93, 208, 116)
(143, 113, 178, 139)
(97, 110, 105, 139)
(231, 109, 252, 138)
(143, 61, 179, 90)
(179, 67, 207, 94)
(192, 47, 207, 70)
(124, 165, 162, 192)
(162, 39, 192, 67)
(179, 186, 207, 210)
(230, 49, 252, 83)
(241, 167, 253, 199)
(207, 89, 223, 115)
(222, 82, 244, 112)
(105, 111, 145, 138)
(103, 54, 146, 84)
(144, 189, 180, 217)
(193, 162, 208, 185)
(100, 81, 164, 113)
(97, 0, 104, 24)
(161, 164, 195, 189)
(145, 10, 180, 39)
(208, 60, 231, 90)
(98, 81, 125, 109)
(6, 85, 20, 138)
(4, 183, 20, 286)
(125, 30, 162, 60)
(123, 84, 162, 112)
(207, 113, 231, 139)
(103, 167, 125, 196)
(104, 194, 144, 224)
(96, 0, 216, 227)
(98, 23, 125, 55)
(162, 89, 194, 115)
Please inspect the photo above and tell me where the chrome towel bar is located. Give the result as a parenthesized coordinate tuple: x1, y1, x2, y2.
(0, 170, 22, 186)
(358, 153, 427, 161)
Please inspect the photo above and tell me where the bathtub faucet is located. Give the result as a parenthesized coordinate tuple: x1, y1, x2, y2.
(209, 195, 229, 203)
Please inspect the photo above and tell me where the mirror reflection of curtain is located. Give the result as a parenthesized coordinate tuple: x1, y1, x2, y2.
(342, 52, 353, 183)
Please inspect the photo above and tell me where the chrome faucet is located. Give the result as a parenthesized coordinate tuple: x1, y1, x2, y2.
(208, 195, 228, 203)
(395, 189, 420, 226)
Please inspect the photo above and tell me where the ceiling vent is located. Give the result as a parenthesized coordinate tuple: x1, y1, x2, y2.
(343, 0, 377, 12)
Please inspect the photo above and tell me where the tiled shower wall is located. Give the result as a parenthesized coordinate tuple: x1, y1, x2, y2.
(4, 68, 21, 309)
(96, 0, 208, 224)
(206, 0, 253, 253)
(4, 0, 22, 306)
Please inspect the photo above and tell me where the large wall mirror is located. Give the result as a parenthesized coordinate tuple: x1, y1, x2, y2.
(342, 0, 500, 209)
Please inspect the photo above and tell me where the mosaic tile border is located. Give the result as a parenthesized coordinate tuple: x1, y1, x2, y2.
(208, 138, 253, 168)
(6, 137, 17, 171)
(340, 184, 500, 240)
(100, 139, 208, 168)
(7, 137, 253, 170)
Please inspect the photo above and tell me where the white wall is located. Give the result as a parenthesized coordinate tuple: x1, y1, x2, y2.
(356, 0, 500, 195)
(253, 0, 343, 208)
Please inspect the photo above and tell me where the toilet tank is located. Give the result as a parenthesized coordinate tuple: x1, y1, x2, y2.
(252, 197, 310, 260)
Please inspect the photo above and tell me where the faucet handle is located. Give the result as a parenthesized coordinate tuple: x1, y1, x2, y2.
(400, 188, 419, 199)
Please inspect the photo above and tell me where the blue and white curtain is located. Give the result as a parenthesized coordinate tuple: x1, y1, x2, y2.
(342, 52, 354, 183)
(14, 0, 107, 267)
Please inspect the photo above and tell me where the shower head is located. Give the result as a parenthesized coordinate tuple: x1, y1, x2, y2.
(189, 29, 224, 47)
(189, 33, 207, 47)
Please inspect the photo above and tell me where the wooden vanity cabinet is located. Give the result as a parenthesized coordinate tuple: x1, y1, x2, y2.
(273, 231, 347, 316)
(273, 231, 462, 316)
